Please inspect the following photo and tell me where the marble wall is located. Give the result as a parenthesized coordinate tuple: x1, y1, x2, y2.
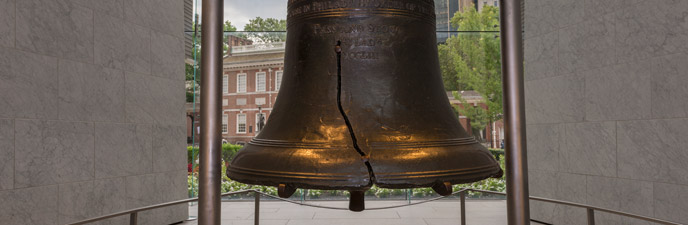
(0, 0, 188, 224)
(524, 0, 688, 224)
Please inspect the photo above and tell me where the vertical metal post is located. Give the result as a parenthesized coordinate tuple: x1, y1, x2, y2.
(198, 0, 224, 224)
(129, 212, 138, 225)
(407, 189, 411, 204)
(587, 209, 596, 225)
(499, 0, 530, 225)
(255, 191, 260, 225)
(460, 191, 466, 225)
(300, 189, 305, 203)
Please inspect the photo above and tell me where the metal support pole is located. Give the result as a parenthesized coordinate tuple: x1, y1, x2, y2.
(407, 189, 411, 204)
(460, 191, 466, 225)
(255, 192, 260, 225)
(499, 0, 530, 225)
(198, 0, 224, 224)
(587, 209, 596, 225)
(129, 212, 137, 225)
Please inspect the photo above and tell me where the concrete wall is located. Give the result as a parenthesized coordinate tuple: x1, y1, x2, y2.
(525, 0, 688, 224)
(0, 0, 188, 224)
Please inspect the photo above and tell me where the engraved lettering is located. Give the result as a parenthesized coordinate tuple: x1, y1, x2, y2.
(289, 0, 434, 18)
(343, 51, 380, 60)
(312, 24, 395, 35)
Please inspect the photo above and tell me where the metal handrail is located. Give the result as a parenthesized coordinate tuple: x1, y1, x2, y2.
(462, 189, 682, 225)
(64, 188, 683, 225)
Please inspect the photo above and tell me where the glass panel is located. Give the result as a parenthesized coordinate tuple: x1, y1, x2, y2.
(256, 72, 266, 92)
(236, 74, 247, 93)
(222, 75, 228, 93)
(237, 114, 246, 133)
(187, 0, 507, 207)
(275, 71, 283, 91)
(222, 114, 228, 133)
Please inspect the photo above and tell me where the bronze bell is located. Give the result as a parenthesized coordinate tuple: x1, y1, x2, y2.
(227, 0, 503, 211)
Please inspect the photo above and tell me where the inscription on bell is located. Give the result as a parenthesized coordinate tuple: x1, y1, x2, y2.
(342, 51, 380, 60)
(313, 24, 399, 35)
(289, 0, 433, 18)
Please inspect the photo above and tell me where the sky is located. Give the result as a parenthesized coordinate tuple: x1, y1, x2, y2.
(193, 0, 288, 30)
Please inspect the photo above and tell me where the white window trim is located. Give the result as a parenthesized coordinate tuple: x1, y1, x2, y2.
(255, 72, 267, 92)
(237, 73, 247, 93)
(275, 71, 283, 91)
(222, 114, 228, 134)
(236, 113, 247, 134)
(222, 75, 228, 94)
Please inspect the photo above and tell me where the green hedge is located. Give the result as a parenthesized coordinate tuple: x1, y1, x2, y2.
(187, 143, 243, 165)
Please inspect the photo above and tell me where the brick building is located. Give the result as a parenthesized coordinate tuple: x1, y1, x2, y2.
(448, 91, 504, 149)
(221, 42, 285, 145)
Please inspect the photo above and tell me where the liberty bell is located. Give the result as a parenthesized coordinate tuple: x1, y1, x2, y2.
(228, 0, 503, 211)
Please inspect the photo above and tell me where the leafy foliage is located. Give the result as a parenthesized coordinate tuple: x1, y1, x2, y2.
(439, 5, 503, 135)
(222, 21, 238, 54)
(242, 17, 287, 43)
(185, 20, 240, 102)
(221, 144, 243, 165)
(187, 146, 199, 164)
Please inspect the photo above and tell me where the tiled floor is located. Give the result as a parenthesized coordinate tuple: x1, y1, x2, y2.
(181, 200, 510, 225)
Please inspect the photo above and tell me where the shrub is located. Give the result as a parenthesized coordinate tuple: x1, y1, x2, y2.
(187, 146, 199, 164)
(221, 144, 243, 164)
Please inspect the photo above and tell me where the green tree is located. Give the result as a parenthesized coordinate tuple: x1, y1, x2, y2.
(222, 21, 238, 54)
(185, 20, 238, 102)
(243, 17, 287, 43)
(444, 5, 502, 139)
(186, 20, 202, 102)
(221, 144, 243, 166)
(439, 44, 466, 91)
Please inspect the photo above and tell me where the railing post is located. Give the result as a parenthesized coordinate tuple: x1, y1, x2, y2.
(587, 208, 595, 225)
(460, 191, 466, 225)
(255, 191, 260, 225)
(129, 212, 138, 225)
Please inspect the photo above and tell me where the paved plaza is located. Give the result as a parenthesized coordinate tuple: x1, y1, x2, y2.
(181, 200, 513, 225)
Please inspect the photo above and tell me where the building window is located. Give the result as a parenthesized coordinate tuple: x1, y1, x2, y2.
(236, 98, 247, 105)
(255, 113, 266, 133)
(494, 1, 498, 6)
(237, 73, 247, 93)
(222, 114, 228, 133)
(256, 72, 266, 92)
(237, 114, 246, 133)
(255, 97, 266, 106)
(222, 99, 228, 106)
(275, 71, 283, 91)
(222, 75, 228, 94)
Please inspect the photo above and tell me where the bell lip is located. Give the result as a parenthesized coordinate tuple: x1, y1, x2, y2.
(227, 168, 372, 191)
(227, 165, 370, 182)
(373, 167, 504, 189)
(228, 165, 503, 190)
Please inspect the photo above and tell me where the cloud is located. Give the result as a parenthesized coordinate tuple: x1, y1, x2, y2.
(193, 0, 288, 30)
